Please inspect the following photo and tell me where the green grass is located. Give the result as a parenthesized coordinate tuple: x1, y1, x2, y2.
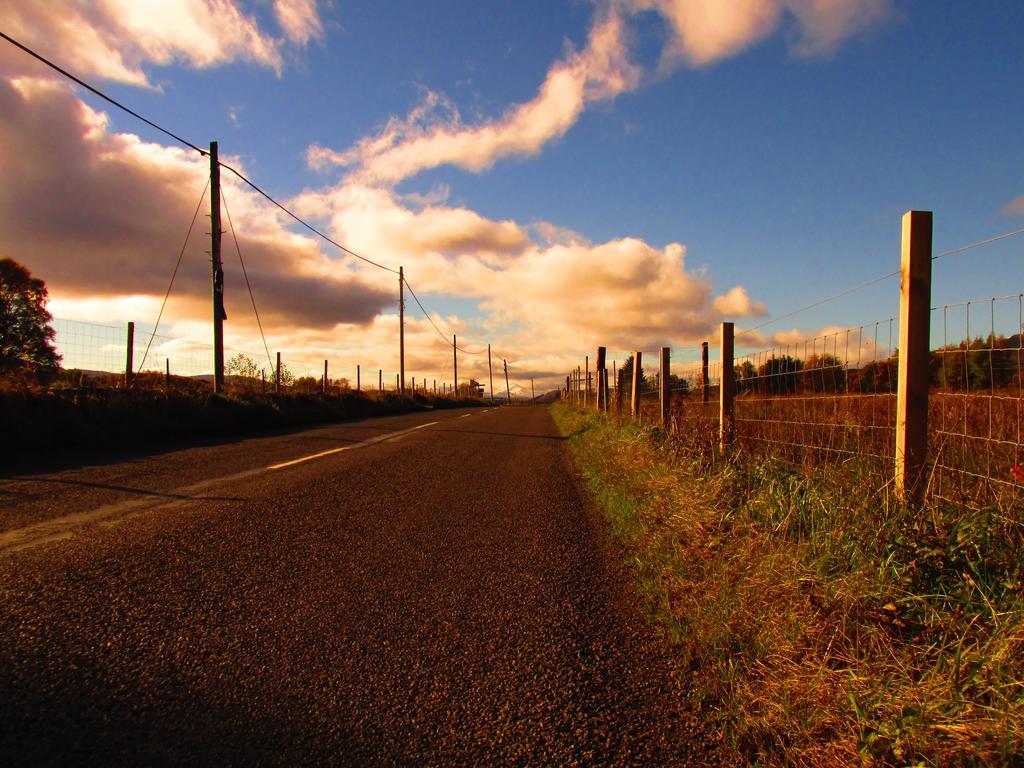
(552, 403, 1024, 767)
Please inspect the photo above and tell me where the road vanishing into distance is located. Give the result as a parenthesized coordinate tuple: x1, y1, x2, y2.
(0, 405, 718, 766)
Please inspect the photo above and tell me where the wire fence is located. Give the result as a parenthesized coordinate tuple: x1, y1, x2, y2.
(47, 317, 476, 399)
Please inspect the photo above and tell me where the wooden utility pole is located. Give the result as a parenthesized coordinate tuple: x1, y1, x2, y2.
(357, 364, 360, 391)
(531, 377, 535, 400)
(895, 210, 933, 502)
(275, 351, 281, 394)
(660, 346, 670, 429)
(503, 359, 511, 405)
(630, 352, 642, 419)
(488, 343, 494, 402)
(701, 341, 710, 403)
(165, 358, 170, 389)
(124, 321, 134, 388)
(398, 266, 405, 394)
(378, 368, 382, 392)
(210, 141, 225, 394)
(720, 323, 735, 452)
(323, 359, 328, 394)
(453, 335, 458, 397)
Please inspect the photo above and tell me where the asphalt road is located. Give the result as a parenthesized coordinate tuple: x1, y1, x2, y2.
(0, 405, 719, 766)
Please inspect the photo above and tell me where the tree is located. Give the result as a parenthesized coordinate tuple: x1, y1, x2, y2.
(0, 258, 60, 373)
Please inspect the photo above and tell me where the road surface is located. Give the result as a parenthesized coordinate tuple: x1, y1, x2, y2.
(0, 405, 719, 766)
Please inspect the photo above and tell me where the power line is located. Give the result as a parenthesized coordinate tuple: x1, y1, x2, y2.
(219, 164, 398, 274)
(222, 188, 275, 374)
(0, 31, 208, 156)
(0, 31, 398, 275)
(137, 179, 210, 373)
(403, 277, 489, 354)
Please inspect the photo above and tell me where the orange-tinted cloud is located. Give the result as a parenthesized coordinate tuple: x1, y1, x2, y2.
(0, 0, 325, 87)
(0, 78, 391, 330)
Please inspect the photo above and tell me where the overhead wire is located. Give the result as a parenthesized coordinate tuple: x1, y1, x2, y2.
(222, 188, 275, 374)
(0, 31, 208, 156)
(0, 31, 490, 358)
(402, 277, 488, 355)
(137, 178, 210, 373)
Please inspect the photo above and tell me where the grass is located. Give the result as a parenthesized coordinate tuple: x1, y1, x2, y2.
(552, 403, 1024, 766)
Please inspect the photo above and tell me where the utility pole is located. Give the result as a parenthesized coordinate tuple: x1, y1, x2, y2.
(210, 141, 225, 393)
(453, 334, 458, 397)
(488, 343, 494, 402)
(531, 377, 535, 400)
(503, 359, 511, 405)
(398, 266, 405, 394)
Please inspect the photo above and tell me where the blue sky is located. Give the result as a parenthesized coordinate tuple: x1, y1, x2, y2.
(1, 1, 1022, 387)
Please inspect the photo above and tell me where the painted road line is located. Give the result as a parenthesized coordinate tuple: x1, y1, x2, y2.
(267, 420, 439, 470)
(1, 420, 443, 555)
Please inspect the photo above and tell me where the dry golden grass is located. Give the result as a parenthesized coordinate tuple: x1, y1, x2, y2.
(553, 403, 1024, 766)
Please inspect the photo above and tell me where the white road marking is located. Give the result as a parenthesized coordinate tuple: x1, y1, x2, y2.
(268, 420, 439, 470)
(1, 418, 443, 555)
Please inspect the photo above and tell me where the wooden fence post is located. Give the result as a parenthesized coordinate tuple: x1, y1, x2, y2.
(895, 210, 933, 502)
(701, 341, 710, 403)
(124, 321, 134, 388)
(631, 351, 642, 419)
(720, 323, 734, 452)
(596, 346, 607, 411)
(585, 355, 590, 408)
(660, 346, 670, 429)
(603, 369, 609, 412)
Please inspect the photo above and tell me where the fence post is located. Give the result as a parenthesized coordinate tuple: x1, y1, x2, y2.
(660, 346, 670, 429)
(596, 346, 607, 411)
(275, 351, 281, 394)
(504, 359, 511, 405)
(585, 355, 590, 408)
(603, 369, 609, 412)
(630, 351, 642, 419)
(701, 341, 710, 403)
(895, 210, 933, 502)
(720, 323, 734, 452)
(124, 321, 134, 388)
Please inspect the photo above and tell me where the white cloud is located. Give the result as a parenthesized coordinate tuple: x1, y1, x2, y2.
(0, 0, 327, 87)
(273, 0, 324, 46)
(712, 285, 767, 317)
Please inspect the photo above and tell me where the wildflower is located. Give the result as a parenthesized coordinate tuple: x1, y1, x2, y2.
(1013, 465, 1024, 483)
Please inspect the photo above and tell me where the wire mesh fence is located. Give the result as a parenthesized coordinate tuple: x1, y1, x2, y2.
(579, 292, 1023, 508)
(47, 317, 465, 399)
(930, 294, 1023, 506)
(730, 320, 898, 472)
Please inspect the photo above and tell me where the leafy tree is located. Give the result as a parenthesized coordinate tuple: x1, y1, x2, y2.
(0, 258, 61, 373)
(226, 352, 260, 380)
